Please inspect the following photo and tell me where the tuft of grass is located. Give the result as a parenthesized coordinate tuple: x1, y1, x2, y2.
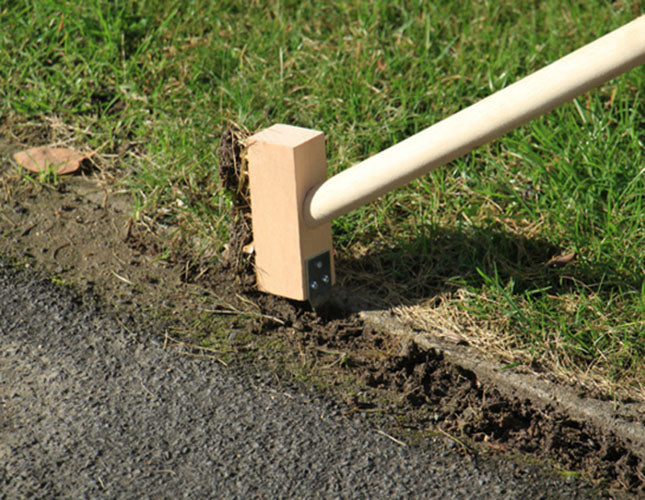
(1, 0, 643, 399)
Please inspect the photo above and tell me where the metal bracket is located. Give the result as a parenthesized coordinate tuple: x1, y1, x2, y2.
(305, 250, 332, 308)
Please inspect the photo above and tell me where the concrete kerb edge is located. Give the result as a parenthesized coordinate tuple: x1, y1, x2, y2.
(360, 309, 645, 461)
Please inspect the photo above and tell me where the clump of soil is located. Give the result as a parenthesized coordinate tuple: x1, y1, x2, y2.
(247, 288, 644, 493)
(216, 125, 253, 276)
(364, 341, 642, 491)
(217, 125, 249, 210)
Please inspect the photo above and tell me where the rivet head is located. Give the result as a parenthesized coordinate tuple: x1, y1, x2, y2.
(321, 274, 330, 284)
(310, 281, 319, 290)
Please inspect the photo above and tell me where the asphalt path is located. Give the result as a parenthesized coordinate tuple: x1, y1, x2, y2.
(0, 260, 597, 498)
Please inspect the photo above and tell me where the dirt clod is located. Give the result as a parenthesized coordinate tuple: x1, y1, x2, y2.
(216, 124, 253, 275)
(248, 282, 644, 493)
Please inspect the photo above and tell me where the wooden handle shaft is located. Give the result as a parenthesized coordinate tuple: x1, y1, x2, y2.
(304, 16, 645, 226)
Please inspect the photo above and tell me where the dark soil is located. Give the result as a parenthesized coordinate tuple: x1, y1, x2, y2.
(217, 125, 254, 276)
(246, 294, 644, 494)
(0, 124, 642, 497)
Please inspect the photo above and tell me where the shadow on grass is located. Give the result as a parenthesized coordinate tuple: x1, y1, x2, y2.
(335, 223, 639, 309)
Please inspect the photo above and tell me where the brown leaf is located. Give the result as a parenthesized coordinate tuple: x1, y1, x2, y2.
(547, 252, 577, 268)
(13, 146, 88, 175)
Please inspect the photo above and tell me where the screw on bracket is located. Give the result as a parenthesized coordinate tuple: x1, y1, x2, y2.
(306, 250, 332, 308)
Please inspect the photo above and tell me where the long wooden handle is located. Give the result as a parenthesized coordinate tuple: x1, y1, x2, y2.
(304, 15, 645, 226)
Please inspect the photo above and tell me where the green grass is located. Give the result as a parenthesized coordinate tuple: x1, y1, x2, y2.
(1, 0, 643, 398)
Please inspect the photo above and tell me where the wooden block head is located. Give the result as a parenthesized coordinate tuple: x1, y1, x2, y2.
(247, 124, 334, 303)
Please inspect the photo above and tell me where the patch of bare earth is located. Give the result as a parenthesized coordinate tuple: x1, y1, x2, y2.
(0, 121, 643, 496)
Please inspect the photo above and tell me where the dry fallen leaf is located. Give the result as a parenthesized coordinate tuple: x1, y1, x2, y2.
(13, 146, 88, 175)
(547, 252, 577, 268)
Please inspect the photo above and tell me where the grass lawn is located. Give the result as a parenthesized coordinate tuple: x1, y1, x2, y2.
(1, 0, 643, 400)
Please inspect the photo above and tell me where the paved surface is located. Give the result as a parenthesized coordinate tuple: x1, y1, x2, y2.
(0, 260, 597, 498)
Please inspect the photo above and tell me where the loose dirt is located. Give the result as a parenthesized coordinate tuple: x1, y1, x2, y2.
(0, 123, 642, 496)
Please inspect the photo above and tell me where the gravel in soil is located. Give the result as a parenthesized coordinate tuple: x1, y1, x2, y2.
(0, 127, 642, 496)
